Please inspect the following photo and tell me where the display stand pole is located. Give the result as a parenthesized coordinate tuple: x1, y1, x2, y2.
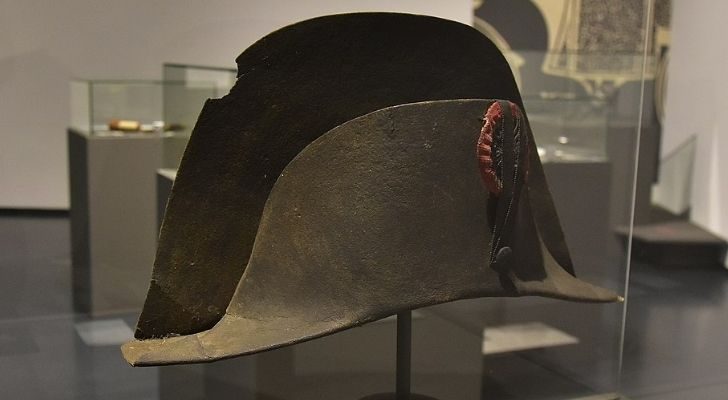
(396, 311, 412, 400)
(360, 311, 438, 400)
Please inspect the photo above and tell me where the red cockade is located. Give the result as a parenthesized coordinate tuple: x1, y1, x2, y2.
(477, 101, 504, 194)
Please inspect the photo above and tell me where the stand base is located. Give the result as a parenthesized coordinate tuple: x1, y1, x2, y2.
(359, 394, 440, 400)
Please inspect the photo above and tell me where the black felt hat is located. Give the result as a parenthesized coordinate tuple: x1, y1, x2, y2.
(122, 13, 620, 367)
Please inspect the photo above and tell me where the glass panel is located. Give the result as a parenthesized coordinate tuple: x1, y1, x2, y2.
(467, 0, 658, 398)
(524, 93, 608, 162)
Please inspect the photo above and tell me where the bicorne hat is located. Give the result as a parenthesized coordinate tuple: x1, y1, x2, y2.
(122, 13, 620, 366)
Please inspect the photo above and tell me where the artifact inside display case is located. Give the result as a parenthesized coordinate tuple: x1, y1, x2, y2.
(107, 119, 185, 133)
(69, 80, 216, 136)
(122, 13, 621, 370)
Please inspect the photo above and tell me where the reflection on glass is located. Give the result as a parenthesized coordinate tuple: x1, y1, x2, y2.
(524, 94, 608, 162)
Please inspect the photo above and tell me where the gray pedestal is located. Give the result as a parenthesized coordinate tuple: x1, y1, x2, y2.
(68, 129, 163, 316)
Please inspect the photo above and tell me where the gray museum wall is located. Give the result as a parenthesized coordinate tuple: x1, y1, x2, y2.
(0, 0, 470, 209)
(661, 0, 728, 267)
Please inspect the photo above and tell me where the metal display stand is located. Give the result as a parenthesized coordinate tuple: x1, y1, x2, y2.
(360, 312, 439, 400)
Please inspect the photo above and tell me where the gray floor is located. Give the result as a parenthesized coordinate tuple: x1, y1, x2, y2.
(621, 262, 728, 399)
(0, 212, 157, 400)
(0, 211, 727, 399)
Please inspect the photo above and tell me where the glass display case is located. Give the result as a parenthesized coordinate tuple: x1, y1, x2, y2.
(468, 1, 661, 396)
(69, 79, 219, 136)
(5, 4, 659, 400)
